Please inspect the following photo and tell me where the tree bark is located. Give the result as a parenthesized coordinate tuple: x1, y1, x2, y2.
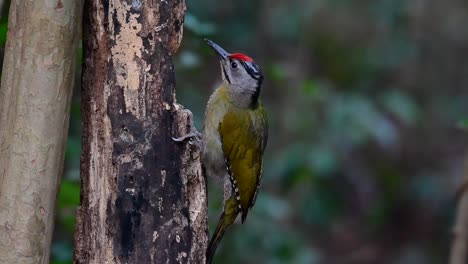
(73, 0, 207, 263)
(0, 0, 83, 263)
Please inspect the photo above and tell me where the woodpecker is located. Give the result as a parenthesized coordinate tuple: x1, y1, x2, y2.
(202, 39, 268, 263)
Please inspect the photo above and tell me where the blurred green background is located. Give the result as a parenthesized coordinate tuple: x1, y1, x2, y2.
(2, 0, 468, 263)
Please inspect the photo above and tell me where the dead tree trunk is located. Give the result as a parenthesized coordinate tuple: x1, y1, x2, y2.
(73, 0, 207, 263)
(0, 0, 83, 263)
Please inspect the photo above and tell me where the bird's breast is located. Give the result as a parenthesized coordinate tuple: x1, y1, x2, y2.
(202, 86, 230, 180)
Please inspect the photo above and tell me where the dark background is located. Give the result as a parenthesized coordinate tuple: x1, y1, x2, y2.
(1, 0, 467, 263)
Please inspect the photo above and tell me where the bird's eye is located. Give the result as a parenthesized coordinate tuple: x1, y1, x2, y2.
(231, 61, 238, 68)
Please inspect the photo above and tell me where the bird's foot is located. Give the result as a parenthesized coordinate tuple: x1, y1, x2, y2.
(172, 131, 202, 145)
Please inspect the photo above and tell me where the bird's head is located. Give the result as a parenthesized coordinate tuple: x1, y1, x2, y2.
(206, 39, 263, 108)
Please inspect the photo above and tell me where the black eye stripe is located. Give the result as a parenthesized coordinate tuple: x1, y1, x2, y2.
(241, 61, 262, 80)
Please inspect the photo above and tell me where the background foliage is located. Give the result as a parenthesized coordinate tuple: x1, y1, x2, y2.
(1, 0, 467, 263)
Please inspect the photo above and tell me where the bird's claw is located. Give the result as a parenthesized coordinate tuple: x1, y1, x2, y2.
(172, 131, 202, 143)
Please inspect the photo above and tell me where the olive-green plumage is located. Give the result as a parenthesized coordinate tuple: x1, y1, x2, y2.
(219, 96, 268, 221)
(202, 39, 268, 264)
(204, 84, 268, 264)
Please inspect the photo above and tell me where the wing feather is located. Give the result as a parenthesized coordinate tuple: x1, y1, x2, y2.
(219, 105, 268, 222)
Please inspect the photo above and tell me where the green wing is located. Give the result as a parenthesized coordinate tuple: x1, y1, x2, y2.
(219, 105, 268, 222)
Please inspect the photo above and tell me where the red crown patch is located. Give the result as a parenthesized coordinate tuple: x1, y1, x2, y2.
(228, 53, 253, 62)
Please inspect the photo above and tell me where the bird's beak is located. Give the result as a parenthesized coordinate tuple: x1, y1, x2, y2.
(205, 39, 229, 61)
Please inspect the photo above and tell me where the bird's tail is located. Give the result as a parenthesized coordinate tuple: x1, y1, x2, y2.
(206, 197, 239, 264)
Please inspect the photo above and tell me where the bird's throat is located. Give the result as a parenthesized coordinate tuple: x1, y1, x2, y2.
(226, 85, 260, 109)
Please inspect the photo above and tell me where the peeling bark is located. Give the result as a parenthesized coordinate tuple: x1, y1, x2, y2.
(0, 0, 83, 263)
(73, 1, 207, 263)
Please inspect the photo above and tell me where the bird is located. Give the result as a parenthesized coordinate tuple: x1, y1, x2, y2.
(202, 39, 268, 263)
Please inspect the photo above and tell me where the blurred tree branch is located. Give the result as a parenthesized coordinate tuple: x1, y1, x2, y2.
(450, 155, 468, 264)
(0, 0, 83, 262)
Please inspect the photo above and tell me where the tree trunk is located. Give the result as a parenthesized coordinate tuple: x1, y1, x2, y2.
(73, 0, 207, 263)
(0, 0, 83, 263)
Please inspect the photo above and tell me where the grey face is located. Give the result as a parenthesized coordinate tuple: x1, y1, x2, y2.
(206, 39, 264, 107)
(205, 39, 262, 86)
(221, 58, 263, 90)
